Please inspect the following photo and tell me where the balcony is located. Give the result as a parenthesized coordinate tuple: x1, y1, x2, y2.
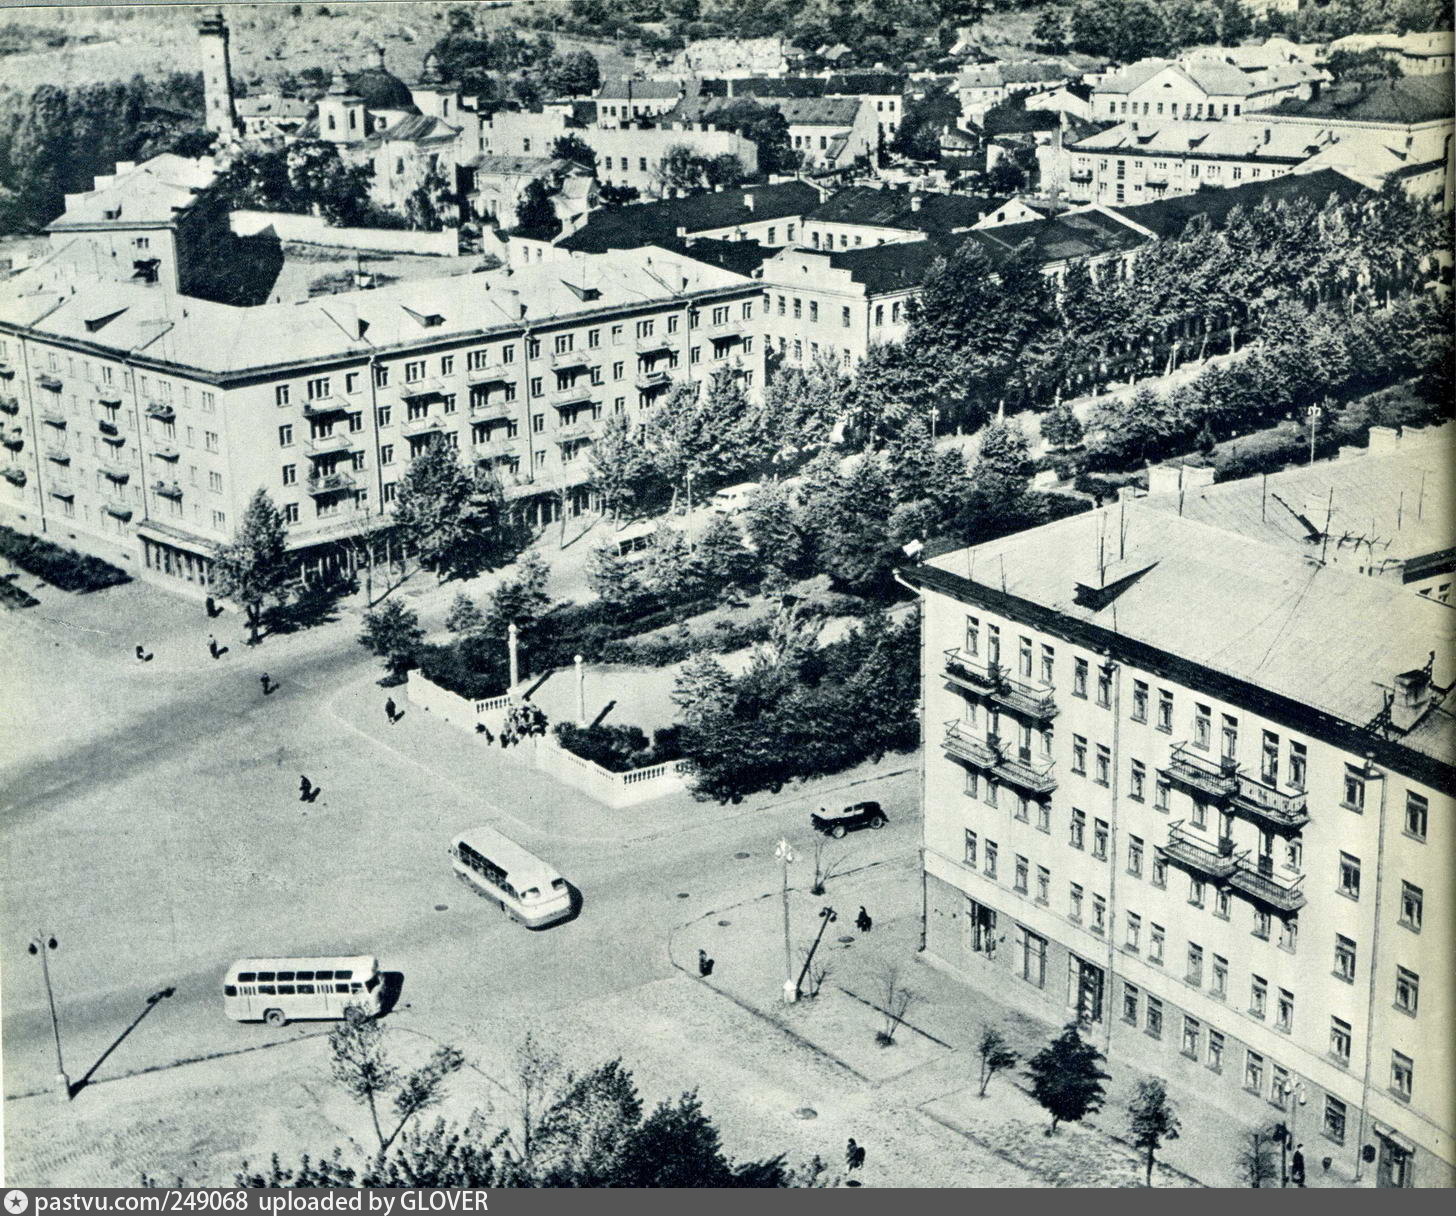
(470, 396, 514, 422)
(152, 445, 180, 462)
(45, 447, 69, 465)
(710, 329, 745, 348)
(302, 397, 351, 420)
(1146, 177, 1170, 190)
(554, 422, 595, 445)
(104, 500, 133, 521)
(550, 383, 595, 409)
(0, 360, 13, 379)
(306, 430, 356, 456)
(941, 720, 1057, 795)
(41, 411, 66, 429)
(637, 370, 672, 393)
(97, 393, 123, 408)
(636, 333, 672, 355)
(942, 648, 1058, 721)
(550, 348, 591, 371)
(1069, 170, 1093, 184)
(400, 377, 447, 401)
(145, 401, 175, 423)
(1228, 856, 1306, 915)
(466, 362, 513, 386)
(1231, 772, 1309, 834)
(3, 433, 22, 452)
(49, 481, 74, 500)
(36, 374, 62, 392)
(1160, 743, 1238, 803)
(3, 466, 25, 487)
(400, 414, 444, 438)
(306, 470, 357, 496)
(1157, 822, 1237, 881)
(100, 463, 130, 484)
(101, 430, 126, 447)
(152, 479, 184, 500)
(0, 395, 19, 415)
(98, 419, 120, 437)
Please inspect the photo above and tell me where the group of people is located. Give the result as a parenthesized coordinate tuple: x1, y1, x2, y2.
(498, 702, 548, 749)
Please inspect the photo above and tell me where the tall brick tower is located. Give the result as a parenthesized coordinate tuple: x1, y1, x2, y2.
(198, 9, 239, 139)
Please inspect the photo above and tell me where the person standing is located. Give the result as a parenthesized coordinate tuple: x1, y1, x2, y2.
(208, 634, 221, 660)
(260, 673, 272, 695)
(1291, 1145, 1306, 1188)
(299, 775, 313, 801)
(697, 949, 714, 978)
(855, 906, 873, 933)
(385, 697, 397, 724)
(845, 1139, 865, 1173)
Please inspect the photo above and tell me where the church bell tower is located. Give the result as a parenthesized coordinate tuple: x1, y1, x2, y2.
(198, 9, 239, 139)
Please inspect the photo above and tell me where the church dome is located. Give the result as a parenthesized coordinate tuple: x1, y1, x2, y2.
(346, 64, 417, 112)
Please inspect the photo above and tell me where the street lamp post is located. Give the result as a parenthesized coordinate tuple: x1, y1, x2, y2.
(1306, 404, 1322, 465)
(1275, 1079, 1308, 1186)
(774, 838, 796, 1004)
(28, 934, 69, 1101)
(929, 407, 939, 445)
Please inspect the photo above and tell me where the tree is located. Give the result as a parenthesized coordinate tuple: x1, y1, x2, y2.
(588, 413, 656, 519)
(704, 153, 746, 188)
(656, 143, 705, 193)
(891, 80, 959, 162)
(482, 549, 553, 645)
(1237, 1124, 1279, 1188)
(550, 132, 598, 173)
(1127, 1079, 1180, 1186)
(819, 454, 895, 595)
(1326, 46, 1401, 85)
(211, 490, 291, 645)
(359, 599, 424, 680)
(543, 50, 601, 98)
(392, 441, 516, 580)
(327, 1011, 464, 1153)
(1041, 400, 1084, 451)
(1024, 1022, 1110, 1133)
(514, 176, 559, 236)
(976, 1026, 1019, 1098)
(1032, 5, 1069, 52)
(445, 591, 486, 634)
(874, 964, 918, 1046)
(743, 479, 806, 580)
(705, 98, 799, 175)
(694, 511, 754, 592)
(971, 415, 1033, 519)
(586, 541, 643, 622)
(404, 165, 453, 232)
(642, 522, 696, 607)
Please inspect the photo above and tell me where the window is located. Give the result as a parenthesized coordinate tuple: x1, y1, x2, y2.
(1323, 1096, 1346, 1144)
(1069, 883, 1083, 921)
(1338, 852, 1361, 899)
(349, 411, 365, 432)
(1334, 935, 1356, 982)
(1040, 644, 1055, 686)
(1330, 1017, 1351, 1065)
(1036, 801, 1050, 834)
(964, 830, 977, 868)
(1015, 926, 1047, 988)
(1154, 777, 1170, 811)
(1035, 866, 1049, 904)
(1014, 855, 1029, 894)
(1250, 976, 1267, 1019)
(1214, 888, 1231, 920)
(1261, 730, 1279, 785)
(1186, 943, 1203, 986)
(1391, 1052, 1413, 1101)
(1071, 736, 1087, 775)
(1092, 819, 1108, 860)
(405, 359, 426, 383)
(1018, 636, 1033, 679)
(1395, 966, 1419, 1015)
(1220, 714, 1238, 762)
(1182, 1016, 1200, 1058)
(376, 405, 392, 428)
(306, 376, 331, 400)
(281, 464, 297, 486)
(1149, 924, 1164, 964)
(208, 470, 223, 493)
(1253, 909, 1271, 940)
(1070, 808, 1086, 850)
(984, 842, 998, 879)
(204, 431, 218, 453)
(1157, 690, 1173, 732)
(1131, 680, 1148, 722)
(964, 614, 979, 655)
(841, 305, 851, 328)
(1207, 1029, 1225, 1072)
(1399, 881, 1422, 931)
(1276, 988, 1294, 1033)
(1092, 894, 1106, 934)
(1289, 741, 1307, 790)
(1146, 995, 1163, 1039)
(1122, 982, 1139, 1024)
(1245, 1051, 1264, 1095)
(1151, 855, 1167, 889)
(1094, 745, 1110, 787)
(275, 385, 291, 407)
(1129, 760, 1146, 801)
(283, 503, 299, 524)
(1014, 793, 1029, 824)
(1072, 657, 1088, 698)
(1190, 799, 1208, 830)
(1125, 912, 1142, 951)
(1193, 703, 1211, 749)
(1189, 877, 1205, 908)
(1096, 666, 1111, 707)
(1405, 791, 1428, 840)
(380, 444, 394, 466)
(1127, 835, 1143, 878)
(1211, 954, 1227, 999)
(278, 424, 294, 447)
(1343, 764, 1366, 812)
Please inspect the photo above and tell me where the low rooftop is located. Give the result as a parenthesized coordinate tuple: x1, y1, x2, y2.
(807, 185, 1004, 233)
(1261, 76, 1455, 126)
(46, 154, 220, 231)
(1103, 167, 1369, 239)
(1070, 119, 1336, 163)
(557, 181, 822, 254)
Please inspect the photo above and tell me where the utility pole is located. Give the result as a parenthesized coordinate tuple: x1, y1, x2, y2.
(774, 838, 796, 1003)
(28, 934, 69, 1101)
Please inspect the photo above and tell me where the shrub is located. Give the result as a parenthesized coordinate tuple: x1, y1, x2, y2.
(0, 572, 39, 610)
(415, 638, 511, 701)
(600, 617, 773, 666)
(0, 526, 129, 592)
(553, 721, 683, 772)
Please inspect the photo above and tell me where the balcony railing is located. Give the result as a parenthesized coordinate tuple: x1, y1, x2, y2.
(0, 395, 19, 415)
(636, 333, 672, 355)
(466, 362, 513, 385)
(941, 720, 1057, 795)
(1160, 743, 1239, 802)
(101, 431, 126, 447)
(1157, 822, 1237, 881)
(152, 445, 180, 462)
(1069, 170, 1093, 183)
(104, 500, 133, 521)
(302, 397, 351, 420)
(44, 447, 68, 464)
(1228, 856, 1306, 914)
(2, 432, 22, 452)
(3, 466, 25, 487)
(98, 419, 120, 436)
(49, 482, 74, 500)
(942, 648, 1058, 720)
(100, 463, 130, 483)
(41, 411, 66, 428)
(37, 374, 62, 392)
(554, 423, 595, 445)
(306, 430, 356, 456)
(400, 414, 444, 438)
(400, 377, 447, 400)
(0, 360, 14, 379)
(470, 397, 513, 422)
(637, 370, 672, 392)
(550, 348, 591, 370)
(1232, 773, 1310, 833)
(151, 479, 183, 500)
(307, 471, 357, 496)
(550, 384, 595, 408)
(145, 401, 175, 423)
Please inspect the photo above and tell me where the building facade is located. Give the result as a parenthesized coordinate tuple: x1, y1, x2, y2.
(0, 248, 764, 594)
(912, 503, 1454, 1189)
(1093, 58, 1325, 124)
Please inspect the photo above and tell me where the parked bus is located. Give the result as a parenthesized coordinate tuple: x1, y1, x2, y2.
(449, 826, 572, 928)
(222, 955, 382, 1027)
(612, 520, 657, 562)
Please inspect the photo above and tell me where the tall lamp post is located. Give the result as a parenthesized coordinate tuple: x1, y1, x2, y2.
(1306, 404, 1323, 465)
(774, 838, 796, 1004)
(929, 407, 940, 445)
(1274, 1078, 1308, 1186)
(27, 933, 69, 1101)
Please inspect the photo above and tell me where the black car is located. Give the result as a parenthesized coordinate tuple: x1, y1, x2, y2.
(810, 800, 889, 838)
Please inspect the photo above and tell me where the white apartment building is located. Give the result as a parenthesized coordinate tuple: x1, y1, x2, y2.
(1093, 57, 1326, 124)
(911, 499, 1454, 1189)
(0, 248, 763, 595)
(593, 78, 685, 128)
(1327, 31, 1455, 77)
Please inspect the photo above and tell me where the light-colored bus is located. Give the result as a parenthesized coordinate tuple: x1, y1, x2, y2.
(450, 826, 573, 929)
(709, 482, 758, 514)
(612, 520, 657, 562)
(222, 955, 382, 1027)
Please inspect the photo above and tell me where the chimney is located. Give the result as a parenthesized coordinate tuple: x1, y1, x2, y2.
(1390, 664, 1434, 733)
(910, 193, 922, 211)
(374, 43, 387, 71)
(743, 192, 755, 211)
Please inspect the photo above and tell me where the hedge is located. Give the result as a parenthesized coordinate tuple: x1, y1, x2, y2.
(600, 617, 773, 666)
(415, 640, 510, 702)
(0, 526, 129, 592)
(552, 721, 684, 773)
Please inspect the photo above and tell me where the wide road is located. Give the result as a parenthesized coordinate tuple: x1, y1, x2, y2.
(0, 602, 918, 1105)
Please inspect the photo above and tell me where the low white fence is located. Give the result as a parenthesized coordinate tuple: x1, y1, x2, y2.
(230, 210, 459, 256)
(405, 671, 689, 808)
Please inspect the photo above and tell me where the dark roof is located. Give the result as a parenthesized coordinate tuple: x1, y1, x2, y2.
(357, 112, 458, 148)
(598, 77, 683, 100)
(346, 67, 417, 112)
(1266, 76, 1454, 125)
(824, 73, 906, 96)
(723, 77, 827, 99)
(975, 208, 1148, 264)
(808, 185, 1000, 233)
(824, 238, 950, 294)
(558, 181, 823, 253)
(666, 94, 863, 126)
(980, 103, 1060, 136)
(1105, 168, 1370, 239)
(676, 238, 776, 276)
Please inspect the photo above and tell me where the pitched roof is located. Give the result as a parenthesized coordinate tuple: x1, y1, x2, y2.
(724, 77, 828, 99)
(1102, 168, 1369, 239)
(666, 94, 863, 127)
(596, 77, 683, 101)
(1069, 119, 1333, 163)
(807, 185, 1001, 232)
(469, 154, 586, 177)
(974, 207, 1148, 264)
(957, 61, 1070, 90)
(823, 238, 951, 294)
(825, 73, 906, 96)
(357, 112, 460, 148)
(1264, 76, 1455, 125)
(46, 154, 219, 231)
(235, 95, 314, 119)
(1096, 57, 1323, 99)
(557, 181, 822, 253)
(924, 503, 1456, 770)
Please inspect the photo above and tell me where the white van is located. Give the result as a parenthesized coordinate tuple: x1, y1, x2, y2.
(612, 520, 657, 562)
(709, 482, 758, 514)
(450, 826, 573, 928)
(223, 955, 382, 1027)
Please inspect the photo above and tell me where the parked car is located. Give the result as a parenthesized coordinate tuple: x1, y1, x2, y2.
(810, 800, 889, 838)
(709, 482, 758, 514)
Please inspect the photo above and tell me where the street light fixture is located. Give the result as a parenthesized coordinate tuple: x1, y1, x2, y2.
(27, 933, 69, 1101)
(774, 838, 796, 1004)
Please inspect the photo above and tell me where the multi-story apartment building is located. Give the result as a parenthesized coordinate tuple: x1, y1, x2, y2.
(664, 95, 878, 172)
(911, 498, 1454, 1188)
(593, 77, 685, 128)
(0, 247, 763, 595)
(1327, 30, 1455, 77)
(1092, 56, 1326, 124)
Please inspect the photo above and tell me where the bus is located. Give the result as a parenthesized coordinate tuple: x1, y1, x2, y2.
(449, 826, 573, 929)
(612, 519, 657, 562)
(222, 955, 383, 1027)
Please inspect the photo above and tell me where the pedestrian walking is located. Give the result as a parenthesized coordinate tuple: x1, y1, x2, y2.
(697, 949, 714, 978)
(299, 774, 313, 801)
(385, 697, 397, 724)
(260, 673, 272, 695)
(1291, 1145, 1306, 1188)
(205, 594, 218, 618)
(855, 905, 873, 934)
(208, 634, 223, 660)
(135, 644, 152, 662)
(845, 1139, 865, 1173)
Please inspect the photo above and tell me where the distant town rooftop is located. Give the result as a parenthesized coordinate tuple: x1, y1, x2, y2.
(557, 181, 823, 254)
(45, 154, 219, 232)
